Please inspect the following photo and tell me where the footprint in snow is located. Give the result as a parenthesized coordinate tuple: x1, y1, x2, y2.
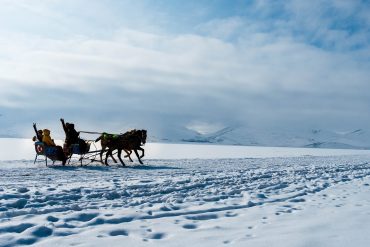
(289, 198, 305, 203)
(143, 232, 166, 240)
(16, 238, 38, 245)
(261, 216, 269, 224)
(159, 206, 172, 211)
(0, 223, 35, 234)
(140, 179, 153, 183)
(31, 226, 53, 238)
(256, 193, 267, 199)
(64, 213, 99, 222)
(6, 198, 27, 209)
(17, 187, 29, 193)
(46, 215, 59, 222)
(182, 224, 198, 229)
(174, 219, 181, 224)
(185, 214, 218, 221)
(225, 211, 238, 217)
(54, 231, 76, 237)
(54, 223, 77, 229)
(109, 229, 129, 236)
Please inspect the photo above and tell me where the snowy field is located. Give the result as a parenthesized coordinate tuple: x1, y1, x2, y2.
(1, 139, 370, 246)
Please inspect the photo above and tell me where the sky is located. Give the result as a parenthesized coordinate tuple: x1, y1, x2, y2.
(0, 0, 369, 140)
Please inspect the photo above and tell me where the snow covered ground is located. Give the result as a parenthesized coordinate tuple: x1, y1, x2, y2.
(1, 139, 370, 246)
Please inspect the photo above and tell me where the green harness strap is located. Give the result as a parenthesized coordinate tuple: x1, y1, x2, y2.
(102, 132, 118, 140)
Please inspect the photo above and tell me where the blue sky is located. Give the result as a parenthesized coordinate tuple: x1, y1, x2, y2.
(0, 0, 369, 139)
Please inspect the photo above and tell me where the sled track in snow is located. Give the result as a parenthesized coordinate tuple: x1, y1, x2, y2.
(1, 155, 370, 245)
(1, 156, 370, 219)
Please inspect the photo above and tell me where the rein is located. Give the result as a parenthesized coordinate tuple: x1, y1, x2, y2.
(79, 131, 103, 135)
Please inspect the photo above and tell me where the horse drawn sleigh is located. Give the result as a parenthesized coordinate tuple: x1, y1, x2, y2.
(33, 120, 147, 167)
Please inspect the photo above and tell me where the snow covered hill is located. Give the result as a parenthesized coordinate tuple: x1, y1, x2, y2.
(2, 121, 370, 150)
(155, 126, 370, 150)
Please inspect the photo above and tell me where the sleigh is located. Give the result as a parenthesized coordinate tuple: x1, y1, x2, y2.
(32, 127, 147, 166)
(34, 141, 96, 166)
(64, 142, 96, 166)
(34, 141, 62, 166)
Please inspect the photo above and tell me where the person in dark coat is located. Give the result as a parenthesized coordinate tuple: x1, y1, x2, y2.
(60, 118, 88, 154)
(32, 123, 43, 142)
(61, 119, 79, 146)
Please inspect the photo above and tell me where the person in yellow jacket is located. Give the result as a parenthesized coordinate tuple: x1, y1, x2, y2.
(42, 129, 67, 165)
(42, 129, 56, 146)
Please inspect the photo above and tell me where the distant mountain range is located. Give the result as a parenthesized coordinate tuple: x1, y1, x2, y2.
(2, 125, 370, 149)
(151, 126, 370, 150)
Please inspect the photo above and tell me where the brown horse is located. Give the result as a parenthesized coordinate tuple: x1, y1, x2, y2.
(104, 129, 147, 166)
(95, 129, 147, 166)
(95, 132, 125, 164)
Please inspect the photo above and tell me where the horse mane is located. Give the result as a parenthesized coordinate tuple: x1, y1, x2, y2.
(120, 129, 147, 144)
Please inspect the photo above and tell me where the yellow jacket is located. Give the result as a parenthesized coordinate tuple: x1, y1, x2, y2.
(42, 129, 56, 146)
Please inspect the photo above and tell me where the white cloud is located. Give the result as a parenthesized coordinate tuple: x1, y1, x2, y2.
(0, 25, 368, 107)
(0, 0, 369, 137)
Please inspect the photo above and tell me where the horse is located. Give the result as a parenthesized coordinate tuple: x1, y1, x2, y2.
(95, 129, 147, 166)
(95, 132, 132, 164)
(104, 129, 147, 166)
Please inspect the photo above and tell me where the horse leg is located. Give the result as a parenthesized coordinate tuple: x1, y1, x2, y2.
(124, 150, 133, 162)
(117, 149, 126, 166)
(138, 147, 145, 158)
(99, 146, 105, 164)
(123, 149, 131, 157)
(104, 149, 111, 166)
(110, 152, 118, 163)
(105, 145, 117, 163)
(134, 149, 143, 164)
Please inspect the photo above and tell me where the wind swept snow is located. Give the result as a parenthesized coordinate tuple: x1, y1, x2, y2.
(1, 140, 370, 246)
